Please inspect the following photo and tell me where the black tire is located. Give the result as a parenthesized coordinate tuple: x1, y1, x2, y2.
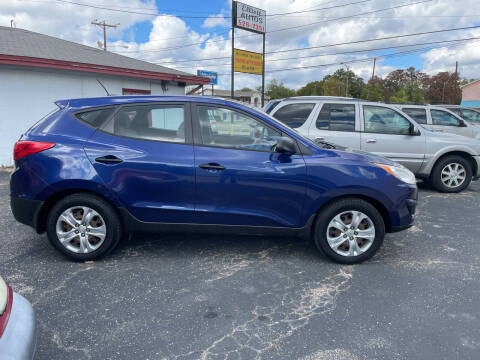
(46, 193, 122, 261)
(313, 198, 385, 264)
(430, 155, 472, 193)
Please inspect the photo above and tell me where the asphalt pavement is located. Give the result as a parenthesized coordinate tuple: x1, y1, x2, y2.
(1, 170, 479, 360)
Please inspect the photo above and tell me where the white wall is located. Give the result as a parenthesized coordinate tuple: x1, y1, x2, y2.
(0, 65, 186, 165)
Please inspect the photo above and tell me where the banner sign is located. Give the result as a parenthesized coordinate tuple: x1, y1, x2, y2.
(233, 1, 266, 34)
(197, 70, 218, 85)
(233, 48, 263, 75)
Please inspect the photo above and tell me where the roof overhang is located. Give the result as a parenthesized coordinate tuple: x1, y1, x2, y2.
(0, 54, 211, 85)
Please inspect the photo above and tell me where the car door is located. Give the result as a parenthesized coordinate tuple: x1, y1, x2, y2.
(360, 104, 425, 173)
(308, 102, 361, 149)
(84, 102, 196, 223)
(192, 103, 307, 227)
(430, 109, 473, 138)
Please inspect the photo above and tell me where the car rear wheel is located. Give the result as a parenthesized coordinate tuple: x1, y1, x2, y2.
(313, 198, 385, 264)
(46, 193, 122, 261)
(431, 155, 472, 193)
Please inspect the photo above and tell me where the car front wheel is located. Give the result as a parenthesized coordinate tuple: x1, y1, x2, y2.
(313, 198, 385, 264)
(46, 193, 122, 261)
(431, 155, 472, 193)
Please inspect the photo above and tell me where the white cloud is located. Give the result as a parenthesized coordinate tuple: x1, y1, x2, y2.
(202, 12, 229, 28)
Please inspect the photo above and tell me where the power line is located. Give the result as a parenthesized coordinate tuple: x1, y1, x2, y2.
(153, 25, 480, 65)
(114, 0, 436, 54)
(214, 39, 480, 75)
(169, 37, 480, 69)
(91, 19, 118, 51)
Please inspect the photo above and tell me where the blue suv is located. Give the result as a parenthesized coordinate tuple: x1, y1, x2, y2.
(10, 96, 417, 264)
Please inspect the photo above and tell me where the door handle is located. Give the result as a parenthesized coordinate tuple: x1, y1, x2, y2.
(366, 139, 377, 143)
(199, 163, 226, 171)
(95, 155, 123, 164)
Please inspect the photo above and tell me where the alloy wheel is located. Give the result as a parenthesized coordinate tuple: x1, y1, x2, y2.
(441, 163, 466, 189)
(55, 206, 107, 254)
(326, 210, 375, 257)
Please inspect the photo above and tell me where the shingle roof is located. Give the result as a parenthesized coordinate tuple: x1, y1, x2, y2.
(0, 26, 204, 81)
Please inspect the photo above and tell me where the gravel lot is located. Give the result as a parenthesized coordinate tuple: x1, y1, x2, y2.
(1, 170, 479, 360)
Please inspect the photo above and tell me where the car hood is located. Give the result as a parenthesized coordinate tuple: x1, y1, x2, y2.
(313, 142, 397, 166)
(335, 147, 398, 166)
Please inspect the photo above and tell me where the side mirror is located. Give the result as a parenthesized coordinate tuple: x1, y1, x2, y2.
(459, 119, 468, 127)
(409, 123, 421, 136)
(275, 137, 297, 154)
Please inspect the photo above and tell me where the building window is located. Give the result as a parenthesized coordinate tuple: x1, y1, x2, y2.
(122, 88, 151, 96)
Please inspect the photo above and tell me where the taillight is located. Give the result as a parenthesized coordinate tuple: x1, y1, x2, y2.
(0, 284, 12, 338)
(13, 141, 55, 160)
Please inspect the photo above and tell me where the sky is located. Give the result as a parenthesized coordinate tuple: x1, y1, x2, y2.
(2, 0, 480, 91)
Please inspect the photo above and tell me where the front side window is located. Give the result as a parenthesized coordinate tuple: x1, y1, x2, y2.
(316, 103, 355, 131)
(431, 110, 460, 126)
(273, 103, 315, 128)
(108, 104, 185, 143)
(196, 106, 281, 152)
(461, 109, 480, 123)
(402, 108, 427, 124)
(447, 108, 462, 116)
(363, 106, 411, 135)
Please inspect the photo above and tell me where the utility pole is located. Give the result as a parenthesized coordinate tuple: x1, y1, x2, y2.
(366, 58, 376, 100)
(92, 20, 119, 51)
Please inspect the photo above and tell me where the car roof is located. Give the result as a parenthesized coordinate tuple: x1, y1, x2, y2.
(55, 95, 252, 111)
(282, 96, 357, 101)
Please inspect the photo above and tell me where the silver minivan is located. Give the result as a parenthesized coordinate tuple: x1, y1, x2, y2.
(398, 104, 480, 139)
(268, 97, 480, 193)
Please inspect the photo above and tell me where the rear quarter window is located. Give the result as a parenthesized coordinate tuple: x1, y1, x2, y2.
(402, 108, 427, 124)
(75, 107, 116, 128)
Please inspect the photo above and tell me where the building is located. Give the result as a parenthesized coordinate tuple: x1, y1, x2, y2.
(199, 88, 269, 108)
(461, 80, 480, 110)
(0, 26, 210, 165)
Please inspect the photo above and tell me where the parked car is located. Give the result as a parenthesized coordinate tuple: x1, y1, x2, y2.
(437, 105, 480, 126)
(0, 276, 36, 360)
(396, 104, 480, 139)
(269, 96, 480, 193)
(10, 96, 417, 264)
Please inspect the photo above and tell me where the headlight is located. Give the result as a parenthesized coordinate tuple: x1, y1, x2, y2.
(376, 164, 417, 185)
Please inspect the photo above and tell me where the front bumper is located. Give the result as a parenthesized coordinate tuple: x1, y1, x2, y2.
(389, 186, 418, 233)
(10, 196, 44, 233)
(0, 292, 36, 360)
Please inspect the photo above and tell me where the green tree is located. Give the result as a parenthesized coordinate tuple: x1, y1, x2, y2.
(389, 89, 409, 104)
(361, 80, 385, 102)
(239, 87, 252, 92)
(383, 67, 427, 103)
(296, 81, 323, 96)
(323, 68, 365, 98)
(261, 79, 296, 99)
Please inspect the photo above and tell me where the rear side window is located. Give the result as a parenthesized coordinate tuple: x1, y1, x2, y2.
(402, 108, 427, 124)
(431, 110, 460, 126)
(273, 103, 315, 128)
(75, 107, 116, 128)
(105, 104, 186, 143)
(316, 103, 356, 131)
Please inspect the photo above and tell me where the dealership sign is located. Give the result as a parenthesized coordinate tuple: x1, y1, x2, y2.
(233, 1, 266, 34)
(233, 49, 263, 75)
(197, 70, 218, 85)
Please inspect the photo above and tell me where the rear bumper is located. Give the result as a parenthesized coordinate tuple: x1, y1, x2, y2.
(0, 292, 36, 360)
(10, 196, 44, 233)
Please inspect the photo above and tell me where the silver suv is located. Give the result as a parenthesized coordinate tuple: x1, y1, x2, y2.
(397, 104, 480, 139)
(268, 96, 480, 193)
